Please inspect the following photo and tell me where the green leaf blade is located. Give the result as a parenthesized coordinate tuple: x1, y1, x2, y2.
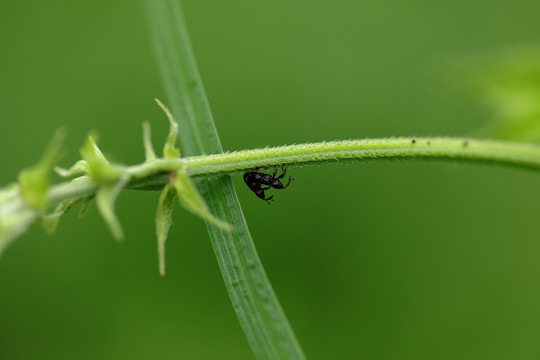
(55, 160, 89, 178)
(78, 196, 94, 218)
(145, 1, 307, 358)
(142, 122, 158, 162)
(0, 184, 40, 257)
(40, 197, 82, 235)
(172, 170, 232, 231)
(200, 177, 306, 359)
(18, 129, 65, 210)
(155, 98, 181, 158)
(156, 183, 176, 276)
(96, 176, 129, 241)
(80, 135, 120, 181)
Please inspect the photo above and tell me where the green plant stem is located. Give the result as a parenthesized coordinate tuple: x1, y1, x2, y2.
(49, 137, 540, 205)
(186, 137, 540, 175)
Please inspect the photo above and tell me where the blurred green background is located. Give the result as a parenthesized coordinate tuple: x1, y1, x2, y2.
(2, 0, 540, 359)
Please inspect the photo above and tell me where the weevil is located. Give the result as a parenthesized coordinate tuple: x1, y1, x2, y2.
(243, 165, 294, 204)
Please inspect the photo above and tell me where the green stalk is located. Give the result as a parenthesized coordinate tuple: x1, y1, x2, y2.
(46, 137, 540, 206)
(144, 0, 306, 359)
(185, 137, 540, 175)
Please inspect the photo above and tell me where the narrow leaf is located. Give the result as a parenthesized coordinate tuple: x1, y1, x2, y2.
(143, 121, 157, 162)
(172, 170, 232, 231)
(146, 1, 306, 358)
(0, 184, 39, 257)
(96, 175, 129, 240)
(78, 196, 94, 218)
(40, 197, 82, 235)
(155, 98, 181, 158)
(80, 134, 120, 181)
(55, 160, 89, 178)
(18, 129, 65, 209)
(155, 183, 176, 276)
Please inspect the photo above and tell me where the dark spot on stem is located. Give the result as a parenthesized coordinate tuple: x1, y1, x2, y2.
(426, 141, 431, 145)
(411, 139, 416, 144)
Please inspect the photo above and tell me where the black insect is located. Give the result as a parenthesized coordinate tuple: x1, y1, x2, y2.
(243, 165, 294, 204)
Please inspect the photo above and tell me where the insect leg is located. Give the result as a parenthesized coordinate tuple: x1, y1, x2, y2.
(271, 165, 294, 188)
(276, 165, 287, 179)
(282, 176, 294, 188)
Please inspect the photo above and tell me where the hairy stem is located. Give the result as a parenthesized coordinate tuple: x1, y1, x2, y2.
(48, 137, 540, 205)
(185, 137, 540, 175)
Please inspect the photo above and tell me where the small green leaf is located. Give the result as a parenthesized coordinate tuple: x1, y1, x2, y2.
(0, 184, 39, 256)
(155, 98, 181, 158)
(80, 134, 121, 181)
(55, 160, 89, 178)
(155, 183, 176, 276)
(172, 170, 232, 231)
(143, 121, 157, 162)
(40, 198, 82, 235)
(78, 196, 94, 218)
(18, 129, 65, 210)
(96, 175, 130, 241)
